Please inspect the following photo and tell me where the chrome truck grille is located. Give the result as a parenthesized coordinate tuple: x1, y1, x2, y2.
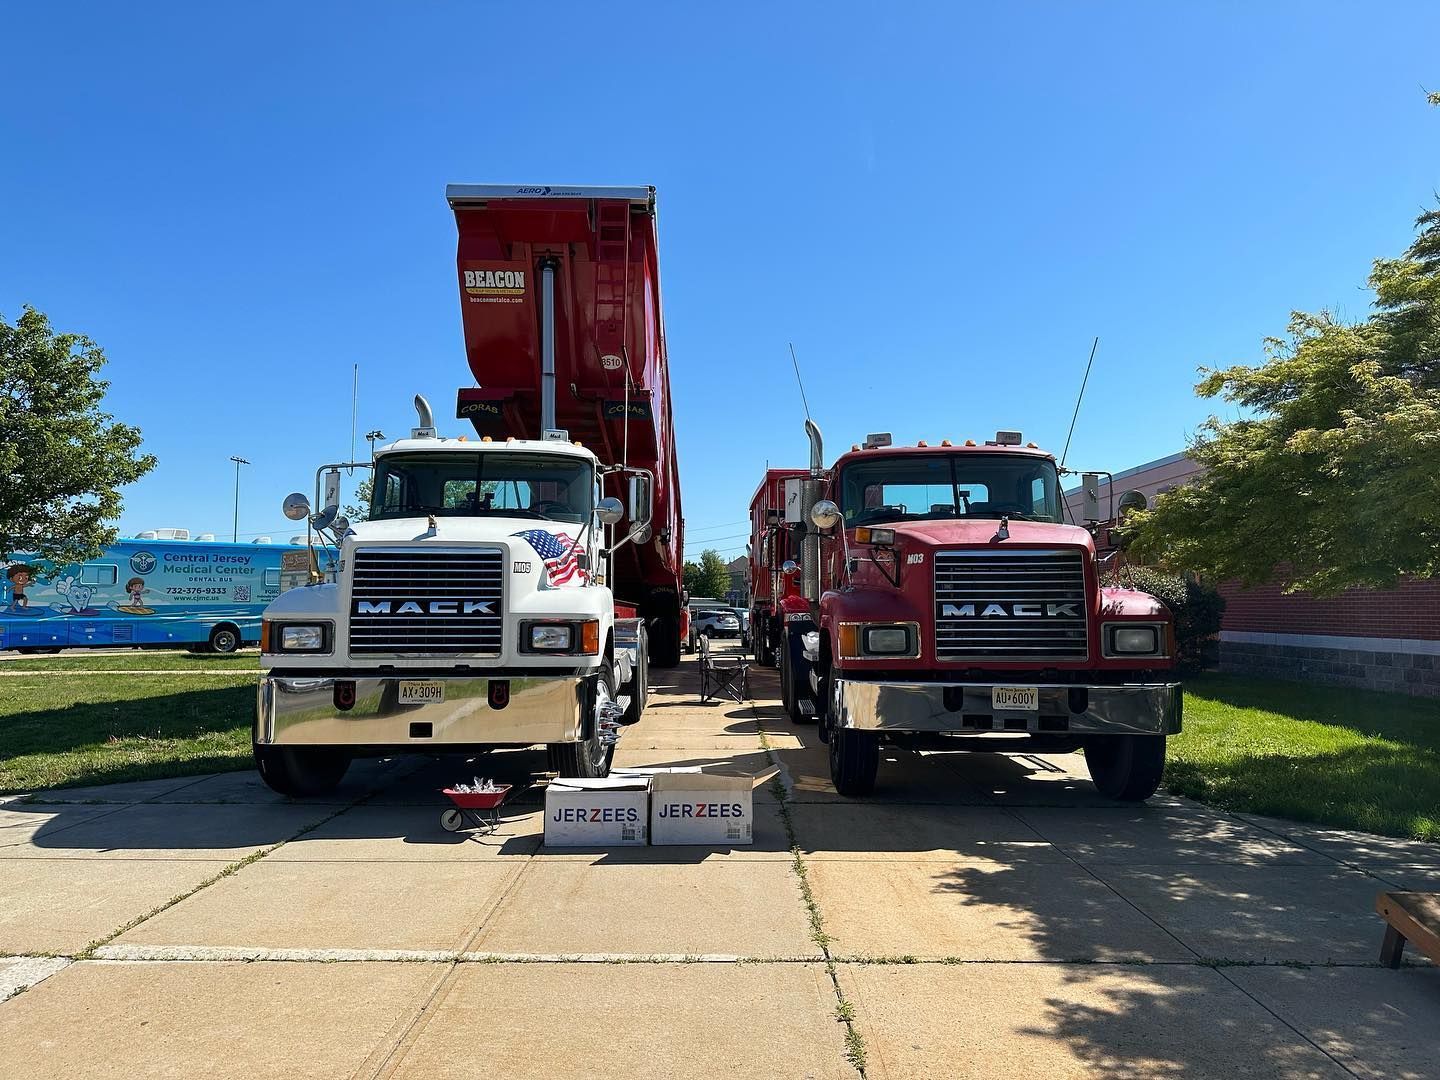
(348, 548, 504, 656)
(933, 548, 1089, 662)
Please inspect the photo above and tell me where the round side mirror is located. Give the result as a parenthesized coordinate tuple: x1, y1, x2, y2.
(810, 499, 841, 530)
(312, 506, 338, 532)
(632, 524, 653, 545)
(1117, 490, 1148, 515)
(781, 560, 800, 577)
(596, 497, 624, 526)
(282, 493, 312, 521)
(331, 515, 351, 535)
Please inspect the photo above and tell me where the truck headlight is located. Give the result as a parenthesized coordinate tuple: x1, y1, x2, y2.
(864, 625, 912, 655)
(529, 624, 573, 651)
(521, 620, 600, 655)
(838, 622, 919, 658)
(1104, 623, 1164, 657)
(275, 623, 328, 653)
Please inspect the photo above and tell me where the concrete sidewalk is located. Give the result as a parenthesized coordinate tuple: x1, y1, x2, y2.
(2, 647, 1437, 1078)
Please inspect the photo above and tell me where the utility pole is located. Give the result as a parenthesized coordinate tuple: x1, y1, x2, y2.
(365, 430, 386, 460)
(229, 456, 250, 542)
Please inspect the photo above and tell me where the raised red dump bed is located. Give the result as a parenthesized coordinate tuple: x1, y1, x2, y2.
(446, 184, 685, 664)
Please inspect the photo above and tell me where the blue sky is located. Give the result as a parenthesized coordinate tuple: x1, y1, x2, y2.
(3, 3, 1437, 562)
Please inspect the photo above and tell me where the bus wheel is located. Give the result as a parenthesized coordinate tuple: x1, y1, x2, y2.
(208, 625, 241, 653)
(254, 745, 351, 797)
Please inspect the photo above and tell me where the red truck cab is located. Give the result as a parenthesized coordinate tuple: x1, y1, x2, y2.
(785, 428, 1180, 801)
(746, 468, 806, 668)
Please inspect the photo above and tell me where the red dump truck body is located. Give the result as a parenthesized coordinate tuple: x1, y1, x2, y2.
(747, 468, 806, 667)
(447, 185, 685, 664)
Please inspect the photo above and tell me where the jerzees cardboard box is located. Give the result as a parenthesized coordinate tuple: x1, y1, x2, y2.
(648, 766, 779, 846)
(544, 776, 650, 847)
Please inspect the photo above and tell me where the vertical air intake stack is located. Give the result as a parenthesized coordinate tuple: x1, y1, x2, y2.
(801, 419, 824, 603)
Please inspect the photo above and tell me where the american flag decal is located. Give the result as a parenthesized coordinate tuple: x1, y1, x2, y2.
(512, 530, 587, 587)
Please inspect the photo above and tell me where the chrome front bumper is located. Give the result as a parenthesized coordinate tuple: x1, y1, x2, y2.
(255, 673, 585, 748)
(832, 679, 1182, 736)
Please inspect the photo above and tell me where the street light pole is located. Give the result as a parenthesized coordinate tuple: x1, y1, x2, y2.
(365, 430, 385, 460)
(229, 456, 250, 542)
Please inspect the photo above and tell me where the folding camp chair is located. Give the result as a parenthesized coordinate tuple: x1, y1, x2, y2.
(699, 634, 750, 704)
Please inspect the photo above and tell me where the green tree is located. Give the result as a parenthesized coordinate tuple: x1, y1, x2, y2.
(0, 307, 157, 563)
(342, 477, 373, 523)
(1131, 207, 1440, 592)
(683, 549, 732, 599)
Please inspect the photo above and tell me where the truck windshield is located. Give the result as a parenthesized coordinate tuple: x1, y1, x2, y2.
(370, 452, 593, 523)
(839, 454, 1062, 526)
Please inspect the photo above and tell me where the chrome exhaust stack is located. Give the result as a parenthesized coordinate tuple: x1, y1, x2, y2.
(412, 395, 437, 438)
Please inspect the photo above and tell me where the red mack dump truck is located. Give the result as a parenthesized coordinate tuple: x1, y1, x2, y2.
(776, 425, 1181, 801)
(747, 467, 807, 669)
(448, 184, 687, 668)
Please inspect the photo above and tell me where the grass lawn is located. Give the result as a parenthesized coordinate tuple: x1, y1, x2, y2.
(1171, 673, 1440, 843)
(0, 649, 260, 672)
(0, 671, 256, 793)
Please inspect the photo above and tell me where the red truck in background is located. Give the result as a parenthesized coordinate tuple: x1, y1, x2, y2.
(449, 185, 686, 667)
(775, 425, 1181, 802)
(746, 467, 806, 669)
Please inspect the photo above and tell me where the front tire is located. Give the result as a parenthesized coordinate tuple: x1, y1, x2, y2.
(548, 668, 616, 778)
(780, 632, 815, 725)
(621, 629, 648, 726)
(253, 745, 351, 797)
(829, 728, 879, 797)
(1084, 735, 1166, 801)
(209, 625, 241, 654)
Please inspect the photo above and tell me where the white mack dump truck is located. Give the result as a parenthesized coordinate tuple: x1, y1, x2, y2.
(252, 397, 654, 796)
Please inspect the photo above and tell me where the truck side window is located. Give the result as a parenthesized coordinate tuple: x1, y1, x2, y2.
(79, 564, 119, 586)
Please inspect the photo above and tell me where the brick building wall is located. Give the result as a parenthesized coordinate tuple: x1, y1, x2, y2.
(1067, 451, 1440, 697)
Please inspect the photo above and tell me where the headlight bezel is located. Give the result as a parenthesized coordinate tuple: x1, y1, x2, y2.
(838, 621, 921, 660)
(1101, 621, 1167, 658)
(519, 619, 601, 656)
(269, 621, 332, 654)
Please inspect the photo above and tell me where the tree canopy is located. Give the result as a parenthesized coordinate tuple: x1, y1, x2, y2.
(1131, 208, 1440, 592)
(683, 548, 732, 600)
(0, 307, 157, 564)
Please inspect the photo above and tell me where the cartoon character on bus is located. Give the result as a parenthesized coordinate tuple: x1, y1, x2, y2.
(116, 576, 156, 616)
(5, 563, 37, 611)
(50, 575, 99, 616)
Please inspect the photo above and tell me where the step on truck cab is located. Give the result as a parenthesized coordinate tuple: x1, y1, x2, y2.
(780, 425, 1182, 802)
(253, 183, 679, 797)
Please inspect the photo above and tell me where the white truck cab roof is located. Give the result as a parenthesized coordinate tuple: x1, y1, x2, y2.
(376, 436, 599, 465)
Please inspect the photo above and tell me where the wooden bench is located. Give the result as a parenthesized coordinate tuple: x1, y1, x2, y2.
(1376, 891, 1440, 968)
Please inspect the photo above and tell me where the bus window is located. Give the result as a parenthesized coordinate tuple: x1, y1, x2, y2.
(263, 569, 281, 588)
(80, 564, 119, 586)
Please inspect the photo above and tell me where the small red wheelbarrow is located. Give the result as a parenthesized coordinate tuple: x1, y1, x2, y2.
(440, 784, 512, 835)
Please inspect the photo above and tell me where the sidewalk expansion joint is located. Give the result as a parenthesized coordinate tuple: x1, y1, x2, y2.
(756, 711, 869, 1079)
(69, 768, 417, 960)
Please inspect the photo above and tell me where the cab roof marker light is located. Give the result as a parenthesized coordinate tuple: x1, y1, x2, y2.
(917, 440, 928, 447)
(940, 439, 952, 447)
(482, 435, 493, 442)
